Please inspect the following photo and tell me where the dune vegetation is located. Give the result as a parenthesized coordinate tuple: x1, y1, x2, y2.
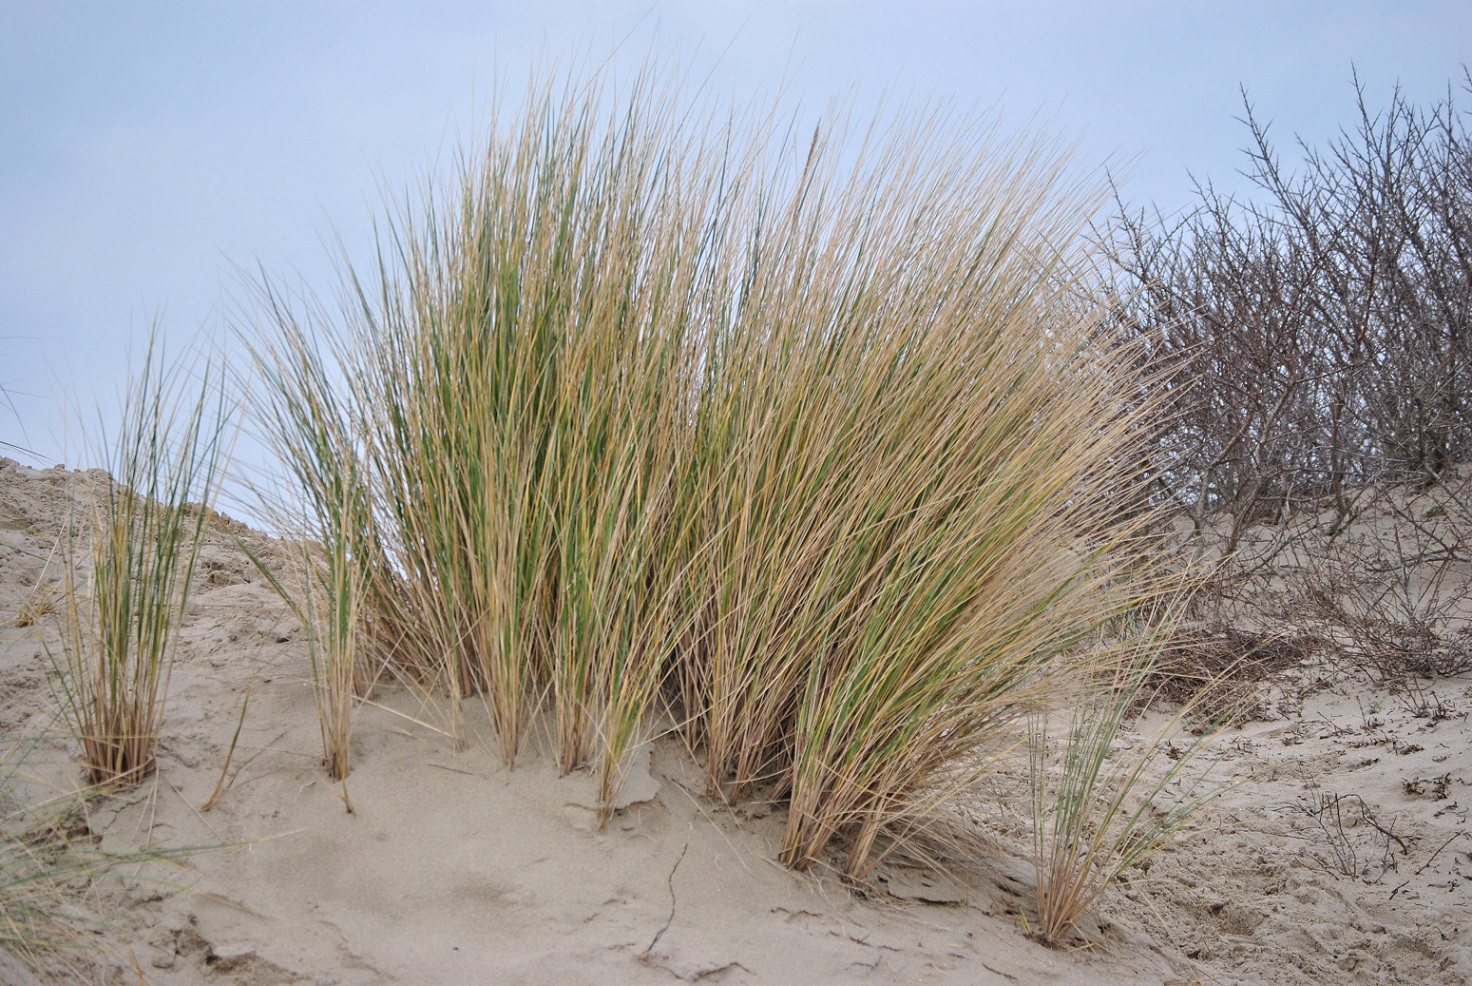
(8, 64, 1470, 979)
(47, 335, 230, 788)
(243, 66, 1175, 883)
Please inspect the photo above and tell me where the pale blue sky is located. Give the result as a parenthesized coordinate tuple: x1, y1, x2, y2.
(2, 1, 1468, 468)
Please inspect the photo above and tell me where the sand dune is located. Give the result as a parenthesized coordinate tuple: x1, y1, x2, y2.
(1, 456, 1468, 985)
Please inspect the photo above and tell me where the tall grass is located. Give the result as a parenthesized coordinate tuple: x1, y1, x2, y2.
(246, 65, 1168, 867)
(247, 316, 376, 779)
(302, 497, 362, 783)
(248, 66, 731, 792)
(50, 334, 229, 787)
(673, 117, 1169, 874)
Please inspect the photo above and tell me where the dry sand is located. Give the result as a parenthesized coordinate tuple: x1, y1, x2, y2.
(1, 455, 1468, 985)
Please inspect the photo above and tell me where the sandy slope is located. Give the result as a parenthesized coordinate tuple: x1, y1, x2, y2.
(1, 456, 1468, 985)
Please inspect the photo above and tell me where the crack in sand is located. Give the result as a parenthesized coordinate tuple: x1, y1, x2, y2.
(641, 839, 691, 962)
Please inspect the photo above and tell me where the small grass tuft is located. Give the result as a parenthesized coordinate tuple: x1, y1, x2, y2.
(1029, 631, 1230, 945)
(13, 583, 56, 629)
(1, 731, 231, 980)
(47, 331, 230, 787)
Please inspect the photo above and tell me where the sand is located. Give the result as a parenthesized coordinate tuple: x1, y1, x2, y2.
(1, 455, 1468, 985)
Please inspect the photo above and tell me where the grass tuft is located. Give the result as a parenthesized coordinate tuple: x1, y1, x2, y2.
(1, 731, 231, 980)
(1028, 630, 1229, 945)
(48, 331, 230, 787)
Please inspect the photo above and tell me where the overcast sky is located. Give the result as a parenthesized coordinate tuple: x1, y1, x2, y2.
(2, 1, 1469, 470)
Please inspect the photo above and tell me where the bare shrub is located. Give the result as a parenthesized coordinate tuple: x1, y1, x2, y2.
(1109, 73, 1472, 683)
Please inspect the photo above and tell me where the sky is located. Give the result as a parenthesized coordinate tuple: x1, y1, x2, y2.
(2, 1, 1469, 473)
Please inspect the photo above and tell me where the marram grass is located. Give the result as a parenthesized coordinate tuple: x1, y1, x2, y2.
(247, 64, 1174, 874)
(1029, 637, 1229, 944)
(49, 333, 229, 787)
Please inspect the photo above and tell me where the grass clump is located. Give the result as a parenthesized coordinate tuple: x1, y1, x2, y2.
(49, 333, 230, 787)
(1028, 640, 1228, 945)
(248, 65, 732, 805)
(13, 584, 56, 629)
(675, 116, 1167, 875)
(300, 490, 363, 784)
(247, 63, 1171, 873)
